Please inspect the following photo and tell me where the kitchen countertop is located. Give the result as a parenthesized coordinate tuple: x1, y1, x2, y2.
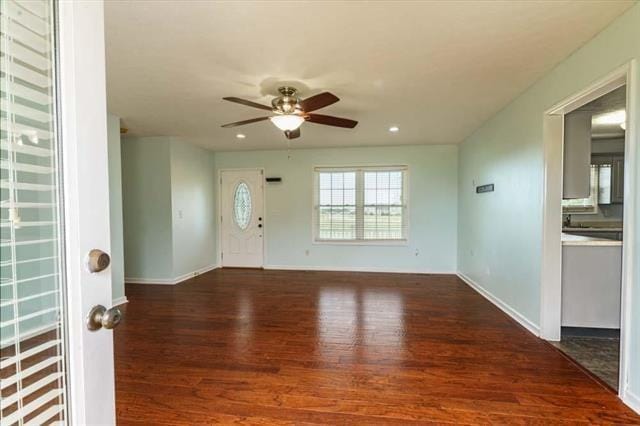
(561, 233, 622, 246)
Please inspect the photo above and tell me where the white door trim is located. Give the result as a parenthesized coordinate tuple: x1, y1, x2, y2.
(217, 168, 266, 267)
(540, 61, 637, 406)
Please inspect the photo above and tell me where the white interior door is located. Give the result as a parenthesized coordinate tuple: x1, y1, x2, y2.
(220, 169, 264, 267)
(1, 1, 116, 424)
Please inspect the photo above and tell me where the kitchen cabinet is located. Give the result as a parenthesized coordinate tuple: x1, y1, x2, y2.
(562, 243, 622, 328)
(563, 111, 592, 199)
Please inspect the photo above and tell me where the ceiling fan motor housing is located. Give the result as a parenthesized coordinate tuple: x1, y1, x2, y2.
(271, 86, 302, 114)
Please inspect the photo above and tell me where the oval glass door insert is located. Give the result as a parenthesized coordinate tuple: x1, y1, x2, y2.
(234, 182, 252, 230)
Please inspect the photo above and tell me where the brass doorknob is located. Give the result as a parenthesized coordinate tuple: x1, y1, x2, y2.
(86, 249, 110, 273)
(87, 305, 123, 331)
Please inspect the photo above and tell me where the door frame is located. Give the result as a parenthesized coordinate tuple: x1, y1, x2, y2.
(217, 168, 266, 268)
(540, 61, 637, 403)
(58, 0, 116, 423)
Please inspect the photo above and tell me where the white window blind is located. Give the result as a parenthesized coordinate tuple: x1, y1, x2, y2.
(1, 1, 68, 424)
(314, 166, 408, 242)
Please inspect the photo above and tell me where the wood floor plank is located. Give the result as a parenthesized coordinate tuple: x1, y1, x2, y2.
(115, 269, 639, 424)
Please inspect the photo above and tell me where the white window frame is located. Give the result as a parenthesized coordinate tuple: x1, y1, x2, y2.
(312, 165, 409, 245)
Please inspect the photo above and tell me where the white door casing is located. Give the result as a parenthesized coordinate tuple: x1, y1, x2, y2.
(220, 169, 264, 267)
(541, 62, 637, 406)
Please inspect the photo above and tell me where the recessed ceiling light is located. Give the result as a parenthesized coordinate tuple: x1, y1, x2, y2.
(236, 133, 246, 139)
(389, 126, 399, 133)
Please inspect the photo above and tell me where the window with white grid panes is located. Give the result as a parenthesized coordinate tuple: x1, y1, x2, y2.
(314, 167, 407, 242)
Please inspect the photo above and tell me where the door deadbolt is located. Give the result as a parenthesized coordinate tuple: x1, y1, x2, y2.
(86, 249, 110, 273)
(87, 305, 123, 331)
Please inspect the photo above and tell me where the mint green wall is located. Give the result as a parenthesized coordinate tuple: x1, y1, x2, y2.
(214, 145, 458, 272)
(170, 140, 217, 278)
(121, 137, 216, 281)
(121, 137, 173, 280)
(458, 4, 640, 398)
(107, 114, 125, 302)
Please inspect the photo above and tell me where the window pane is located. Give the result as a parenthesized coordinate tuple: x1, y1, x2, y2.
(364, 189, 376, 205)
(318, 206, 332, 239)
(377, 172, 390, 189)
(364, 172, 376, 188)
(331, 173, 343, 188)
(364, 206, 377, 239)
(389, 189, 402, 205)
(316, 171, 357, 240)
(331, 207, 344, 239)
(344, 172, 356, 189)
(320, 189, 331, 205)
(390, 172, 402, 189)
(319, 173, 332, 189)
(344, 206, 356, 239)
(331, 190, 344, 205)
(598, 164, 612, 204)
(344, 189, 356, 205)
(389, 207, 403, 239)
(377, 189, 389, 204)
(363, 170, 405, 239)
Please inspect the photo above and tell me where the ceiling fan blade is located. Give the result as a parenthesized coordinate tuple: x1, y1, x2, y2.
(306, 113, 358, 128)
(221, 116, 270, 128)
(299, 92, 339, 112)
(223, 97, 273, 111)
(284, 128, 301, 139)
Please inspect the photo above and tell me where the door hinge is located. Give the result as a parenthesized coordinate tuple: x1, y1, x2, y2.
(221, 252, 224, 260)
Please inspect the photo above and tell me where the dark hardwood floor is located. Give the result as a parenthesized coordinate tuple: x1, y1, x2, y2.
(115, 269, 639, 424)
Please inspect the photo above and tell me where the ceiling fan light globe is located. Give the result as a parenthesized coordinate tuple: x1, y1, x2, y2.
(270, 114, 305, 131)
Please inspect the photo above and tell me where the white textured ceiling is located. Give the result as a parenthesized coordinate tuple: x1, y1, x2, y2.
(105, 1, 633, 151)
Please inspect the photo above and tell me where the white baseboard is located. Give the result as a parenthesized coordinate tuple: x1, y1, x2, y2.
(125, 277, 177, 285)
(623, 388, 640, 415)
(457, 272, 540, 337)
(126, 264, 218, 285)
(263, 264, 455, 274)
(173, 264, 219, 284)
(112, 296, 128, 306)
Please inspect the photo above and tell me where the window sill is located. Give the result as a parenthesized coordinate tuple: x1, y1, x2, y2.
(312, 239, 408, 247)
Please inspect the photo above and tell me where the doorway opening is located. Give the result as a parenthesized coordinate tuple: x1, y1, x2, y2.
(541, 62, 637, 401)
(553, 86, 626, 390)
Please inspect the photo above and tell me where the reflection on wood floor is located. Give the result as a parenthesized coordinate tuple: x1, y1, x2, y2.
(115, 269, 640, 424)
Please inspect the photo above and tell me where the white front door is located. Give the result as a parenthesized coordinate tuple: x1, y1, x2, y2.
(1, 1, 116, 424)
(220, 169, 264, 267)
